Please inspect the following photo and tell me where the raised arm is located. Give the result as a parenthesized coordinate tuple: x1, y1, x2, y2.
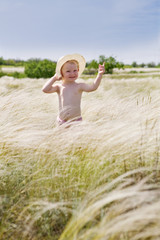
(80, 62, 105, 92)
(42, 74, 60, 93)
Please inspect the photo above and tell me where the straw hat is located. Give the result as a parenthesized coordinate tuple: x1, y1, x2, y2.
(56, 53, 86, 78)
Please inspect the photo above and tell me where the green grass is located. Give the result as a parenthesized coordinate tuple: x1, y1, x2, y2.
(0, 75, 160, 239)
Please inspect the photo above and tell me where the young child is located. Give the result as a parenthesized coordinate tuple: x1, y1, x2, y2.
(42, 53, 105, 125)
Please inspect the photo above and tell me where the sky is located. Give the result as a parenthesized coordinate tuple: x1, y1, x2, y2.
(0, 0, 159, 64)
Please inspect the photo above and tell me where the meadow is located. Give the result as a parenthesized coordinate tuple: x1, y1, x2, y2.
(0, 69, 160, 240)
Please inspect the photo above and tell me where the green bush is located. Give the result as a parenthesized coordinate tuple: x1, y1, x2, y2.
(87, 59, 99, 70)
(147, 62, 156, 68)
(104, 56, 117, 74)
(0, 57, 4, 65)
(25, 59, 56, 78)
(86, 56, 124, 74)
(0, 71, 5, 77)
(132, 61, 138, 67)
(99, 55, 124, 74)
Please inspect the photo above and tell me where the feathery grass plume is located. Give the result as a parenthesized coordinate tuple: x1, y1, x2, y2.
(59, 169, 160, 240)
(18, 200, 72, 239)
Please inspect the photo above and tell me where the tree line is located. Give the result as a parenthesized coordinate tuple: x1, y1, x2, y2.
(0, 56, 160, 79)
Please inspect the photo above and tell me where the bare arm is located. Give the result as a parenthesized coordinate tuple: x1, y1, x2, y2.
(42, 74, 61, 93)
(80, 63, 105, 92)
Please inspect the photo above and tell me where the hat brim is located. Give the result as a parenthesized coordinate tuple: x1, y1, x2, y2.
(56, 53, 86, 78)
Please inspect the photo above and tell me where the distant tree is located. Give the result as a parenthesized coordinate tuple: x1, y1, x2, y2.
(87, 59, 99, 69)
(132, 62, 138, 67)
(116, 61, 124, 70)
(5, 59, 14, 66)
(99, 55, 120, 74)
(147, 62, 156, 68)
(99, 55, 106, 63)
(14, 59, 25, 66)
(157, 63, 160, 68)
(105, 57, 117, 74)
(139, 63, 146, 68)
(0, 57, 4, 65)
(0, 57, 26, 66)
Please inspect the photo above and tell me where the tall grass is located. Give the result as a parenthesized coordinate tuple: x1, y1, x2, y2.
(0, 75, 160, 239)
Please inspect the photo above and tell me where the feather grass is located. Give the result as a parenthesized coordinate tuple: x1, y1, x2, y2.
(0, 75, 160, 239)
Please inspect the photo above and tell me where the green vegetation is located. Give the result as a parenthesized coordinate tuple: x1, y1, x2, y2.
(86, 55, 124, 74)
(25, 59, 56, 78)
(0, 57, 25, 66)
(0, 56, 160, 78)
(0, 71, 26, 78)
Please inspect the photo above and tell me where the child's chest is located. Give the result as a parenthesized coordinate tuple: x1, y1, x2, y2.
(60, 85, 81, 99)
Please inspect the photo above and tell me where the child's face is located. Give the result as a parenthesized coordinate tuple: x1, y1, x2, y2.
(61, 61, 79, 82)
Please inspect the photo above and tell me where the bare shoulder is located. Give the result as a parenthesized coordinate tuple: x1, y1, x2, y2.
(49, 83, 61, 93)
(50, 83, 60, 93)
(78, 82, 87, 91)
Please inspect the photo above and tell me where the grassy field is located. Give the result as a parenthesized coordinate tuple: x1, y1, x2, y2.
(0, 70, 160, 240)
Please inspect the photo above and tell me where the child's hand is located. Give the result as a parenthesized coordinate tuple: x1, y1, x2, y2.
(54, 73, 62, 81)
(98, 62, 105, 75)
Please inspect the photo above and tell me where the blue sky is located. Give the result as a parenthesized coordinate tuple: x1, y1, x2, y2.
(0, 0, 159, 63)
